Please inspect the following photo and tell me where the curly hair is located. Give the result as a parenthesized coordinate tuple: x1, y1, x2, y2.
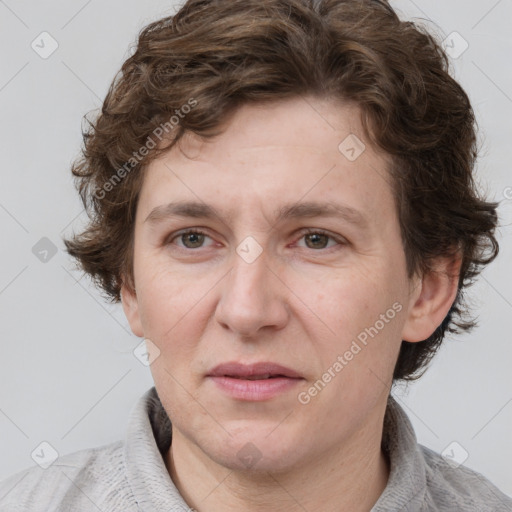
(63, 0, 499, 381)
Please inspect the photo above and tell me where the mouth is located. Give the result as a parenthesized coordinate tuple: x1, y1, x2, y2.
(208, 361, 303, 380)
(207, 362, 304, 401)
(230, 374, 286, 380)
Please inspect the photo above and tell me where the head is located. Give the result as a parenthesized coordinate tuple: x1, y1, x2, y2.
(64, 0, 498, 472)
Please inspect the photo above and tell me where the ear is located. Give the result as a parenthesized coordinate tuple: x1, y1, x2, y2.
(120, 279, 144, 338)
(401, 254, 462, 342)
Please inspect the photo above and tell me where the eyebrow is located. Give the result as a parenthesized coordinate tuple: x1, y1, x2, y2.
(144, 200, 369, 229)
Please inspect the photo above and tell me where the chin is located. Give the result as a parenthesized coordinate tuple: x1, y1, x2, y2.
(203, 429, 306, 474)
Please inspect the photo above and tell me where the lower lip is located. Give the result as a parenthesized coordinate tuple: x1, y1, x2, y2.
(208, 376, 302, 401)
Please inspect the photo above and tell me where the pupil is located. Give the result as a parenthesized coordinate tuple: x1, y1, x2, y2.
(306, 233, 327, 249)
(184, 233, 204, 248)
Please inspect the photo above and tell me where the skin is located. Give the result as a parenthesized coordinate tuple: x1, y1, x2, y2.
(121, 96, 460, 512)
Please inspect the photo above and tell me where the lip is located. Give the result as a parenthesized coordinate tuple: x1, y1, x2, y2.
(207, 362, 304, 401)
(208, 362, 303, 379)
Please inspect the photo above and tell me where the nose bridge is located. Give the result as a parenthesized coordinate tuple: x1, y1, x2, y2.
(215, 241, 288, 336)
(227, 243, 273, 311)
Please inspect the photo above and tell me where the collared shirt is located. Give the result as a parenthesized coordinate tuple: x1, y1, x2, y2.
(0, 387, 510, 511)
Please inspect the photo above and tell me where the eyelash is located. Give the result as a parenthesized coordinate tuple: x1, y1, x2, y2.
(167, 228, 347, 253)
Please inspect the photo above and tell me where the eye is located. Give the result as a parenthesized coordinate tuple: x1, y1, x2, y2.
(295, 229, 346, 251)
(166, 228, 346, 252)
(168, 229, 215, 249)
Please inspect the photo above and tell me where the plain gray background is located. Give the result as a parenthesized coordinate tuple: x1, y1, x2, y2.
(0, 0, 511, 498)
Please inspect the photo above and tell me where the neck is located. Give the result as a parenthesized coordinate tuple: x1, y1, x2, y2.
(165, 410, 390, 512)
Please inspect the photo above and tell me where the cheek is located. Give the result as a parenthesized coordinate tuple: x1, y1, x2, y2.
(311, 268, 387, 329)
(305, 265, 406, 369)
(136, 267, 189, 335)
(135, 264, 218, 360)
(303, 278, 406, 416)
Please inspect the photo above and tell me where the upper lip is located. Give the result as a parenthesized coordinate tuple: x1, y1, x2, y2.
(208, 362, 303, 379)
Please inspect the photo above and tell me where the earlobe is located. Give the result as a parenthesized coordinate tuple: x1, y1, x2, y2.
(120, 281, 144, 338)
(401, 255, 462, 343)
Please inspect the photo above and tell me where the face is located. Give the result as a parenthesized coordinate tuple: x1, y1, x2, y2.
(122, 96, 430, 473)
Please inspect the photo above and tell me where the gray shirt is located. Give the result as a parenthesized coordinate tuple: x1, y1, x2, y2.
(0, 387, 510, 511)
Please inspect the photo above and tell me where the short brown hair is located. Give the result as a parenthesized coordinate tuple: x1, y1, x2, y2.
(64, 0, 499, 381)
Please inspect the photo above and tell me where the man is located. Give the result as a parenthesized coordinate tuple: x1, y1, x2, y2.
(1, 0, 510, 510)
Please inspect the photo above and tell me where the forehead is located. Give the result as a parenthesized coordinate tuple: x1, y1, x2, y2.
(137, 96, 395, 230)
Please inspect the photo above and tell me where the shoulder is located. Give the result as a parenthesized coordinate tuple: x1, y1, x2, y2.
(419, 444, 512, 511)
(0, 440, 138, 512)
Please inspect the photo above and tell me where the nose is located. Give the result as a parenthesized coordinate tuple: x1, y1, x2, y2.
(214, 249, 290, 339)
